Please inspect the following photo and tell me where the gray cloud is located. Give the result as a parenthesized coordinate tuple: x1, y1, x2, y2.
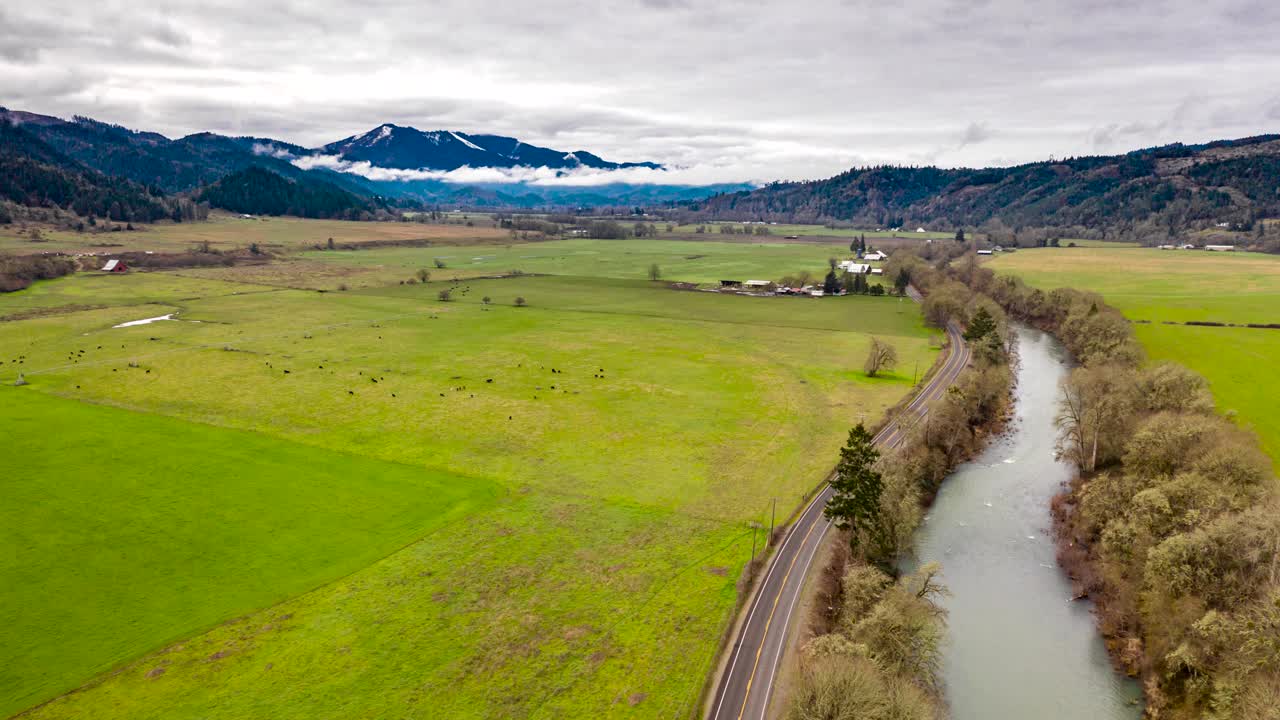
(957, 122, 995, 150)
(3, 0, 1279, 181)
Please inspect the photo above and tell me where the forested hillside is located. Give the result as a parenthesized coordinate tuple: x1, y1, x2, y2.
(686, 136, 1280, 240)
(198, 166, 382, 219)
(0, 120, 176, 223)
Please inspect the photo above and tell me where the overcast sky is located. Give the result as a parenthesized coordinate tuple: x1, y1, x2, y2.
(3, 0, 1279, 183)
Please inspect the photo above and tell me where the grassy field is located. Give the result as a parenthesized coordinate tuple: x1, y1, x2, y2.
(0, 213, 506, 255)
(988, 247, 1280, 323)
(667, 222, 954, 241)
(1049, 238, 1141, 248)
(989, 247, 1280, 467)
(1, 232, 938, 719)
(288, 238, 886, 288)
(0, 391, 495, 718)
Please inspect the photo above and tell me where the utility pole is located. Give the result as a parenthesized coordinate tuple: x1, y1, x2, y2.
(769, 498, 776, 545)
(912, 359, 919, 386)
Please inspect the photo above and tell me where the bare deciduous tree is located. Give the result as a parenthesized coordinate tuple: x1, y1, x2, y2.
(864, 338, 898, 377)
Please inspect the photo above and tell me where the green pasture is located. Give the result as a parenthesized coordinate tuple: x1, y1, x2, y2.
(0, 272, 272, 320)
(666, 222, 955, 240)
(299, 238, 878, 288)
(990, 246, 1280, 469)
(1135, 323, 1280, 470)
(0, 212, 506, 255)
(988, 247, 1280, 324)
(1, 390, 495, 718)
(1, 249, 938, 719)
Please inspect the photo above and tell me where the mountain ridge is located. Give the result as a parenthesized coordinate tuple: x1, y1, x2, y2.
(684, 135, 1280, 237)
(318, 123, 661, 172)
(0, 108, 710, 209)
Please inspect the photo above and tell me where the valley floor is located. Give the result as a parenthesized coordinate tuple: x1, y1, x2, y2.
(1, 228, 936, 719)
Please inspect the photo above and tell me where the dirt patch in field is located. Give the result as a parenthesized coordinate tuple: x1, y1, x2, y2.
(705, 565, 729, 577)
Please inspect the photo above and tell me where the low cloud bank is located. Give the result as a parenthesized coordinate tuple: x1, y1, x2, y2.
(253, 143, 755, 187)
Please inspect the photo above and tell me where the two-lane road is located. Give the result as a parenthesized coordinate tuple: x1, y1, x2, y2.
(707, 308, 971, 720)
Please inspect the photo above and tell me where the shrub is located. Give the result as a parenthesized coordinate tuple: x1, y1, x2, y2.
(514, 296, 527, 307)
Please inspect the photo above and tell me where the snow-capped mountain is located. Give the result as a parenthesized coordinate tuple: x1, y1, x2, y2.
(320, 124, 662, 172)
(0, 107, 747, 210)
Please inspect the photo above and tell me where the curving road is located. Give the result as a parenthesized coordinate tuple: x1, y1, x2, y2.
(707, 301, 971, 720)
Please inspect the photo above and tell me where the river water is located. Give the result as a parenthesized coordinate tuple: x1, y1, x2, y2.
(904, 325, 1143, 719)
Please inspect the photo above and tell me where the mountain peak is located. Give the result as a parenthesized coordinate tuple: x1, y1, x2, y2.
(320, 124, 660, 172)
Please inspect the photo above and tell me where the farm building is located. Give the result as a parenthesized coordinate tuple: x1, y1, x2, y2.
(976, 249, 994, 256)
(720, 280, 742, 287)
(743, 280, 772, 289)
(863, 251, 887, 261)
(1205, 244, 1236, 252)
(838, 260, 871, 273)
(915, 227, 926, 233)
(101, 259, 128, 273)
(871, 268, 884, 275)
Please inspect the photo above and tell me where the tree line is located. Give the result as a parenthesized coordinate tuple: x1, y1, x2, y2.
(790, 249, 1016, 719)
(946, 251, 1280, 718)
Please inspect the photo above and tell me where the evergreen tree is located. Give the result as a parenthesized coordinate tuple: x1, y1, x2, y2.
(893, 268, 911, 296)
(823, 270, 841, 294)
(824, 423, 884, 556)
(955, 228, 966, 243)
(964, 306, 998, 342)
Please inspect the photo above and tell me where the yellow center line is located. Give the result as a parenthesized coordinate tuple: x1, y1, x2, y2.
(734, 512, 825, 720)
(724, 323, 967, 720)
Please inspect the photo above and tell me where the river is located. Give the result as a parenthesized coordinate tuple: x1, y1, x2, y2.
(904, 325, 1143, 719)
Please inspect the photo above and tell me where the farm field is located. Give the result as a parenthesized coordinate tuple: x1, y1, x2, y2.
(987, 246, 1280, 323)
(289, 238, 889, 289)
(1, 234, 938, 719)
(0, 390, 495, 718)
(0, 212, 506, 255)
(989, 247, 1280, 466)
(665, 222, 954, 241)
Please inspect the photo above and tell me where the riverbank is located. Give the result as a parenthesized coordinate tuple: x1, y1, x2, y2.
(906, 325, 1142, 718)
(784, 273, 1015, 718)
(961, 253, 1280, 719)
